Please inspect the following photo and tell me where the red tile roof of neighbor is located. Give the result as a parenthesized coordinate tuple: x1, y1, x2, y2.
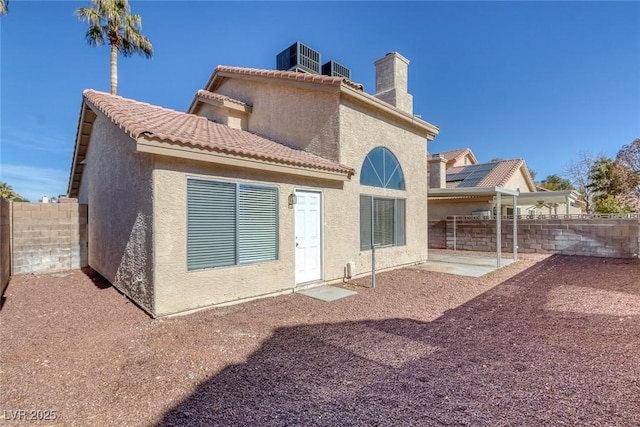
(446, 159, 535, 190)
(211, 66, 365, 92)
(428, 148, 478, 165)
(82, 90, 354, 176)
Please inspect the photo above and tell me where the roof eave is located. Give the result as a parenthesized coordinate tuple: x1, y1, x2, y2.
(68, 100, 97, 198)
(428, 186, 520, 198)
(136, 136, 354, 182)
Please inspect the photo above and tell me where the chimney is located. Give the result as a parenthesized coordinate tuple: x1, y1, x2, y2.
(428, 154, 447, 189)
(374, 52, 413, 114)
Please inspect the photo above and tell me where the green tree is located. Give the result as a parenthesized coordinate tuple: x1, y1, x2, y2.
(0, 181, 29, 202)
(76, 0, 153, 95)
(588, 156, 638, 213)
(540, 174, 575, 191)
(594, 195, 632, 214)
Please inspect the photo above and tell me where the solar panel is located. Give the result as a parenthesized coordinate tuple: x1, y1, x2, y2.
(458, 163, 497, 187)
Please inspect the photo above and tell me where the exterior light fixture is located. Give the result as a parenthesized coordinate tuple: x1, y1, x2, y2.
(288, 193, 297, 208)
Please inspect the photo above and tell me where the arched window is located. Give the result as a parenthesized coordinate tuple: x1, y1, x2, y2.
(360, 147, 405, 190)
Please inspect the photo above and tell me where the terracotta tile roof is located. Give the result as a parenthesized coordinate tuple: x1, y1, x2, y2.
(212, 65, 365, 92)
(195, 89, 251, 107)
(478, 159, 525, 187)
(430, 149, 466, 161)
(444, 159, 535, 190)
(428, 148, 477, 165)
(82, 90, 354, 176)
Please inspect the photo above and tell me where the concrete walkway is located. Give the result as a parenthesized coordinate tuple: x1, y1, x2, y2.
(412, 253, 515, 277)
(297, 286, 357, 302)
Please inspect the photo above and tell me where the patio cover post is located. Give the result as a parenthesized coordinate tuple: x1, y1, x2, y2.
(496, 192, 502, 268)
(513, 193, 518, 261)
(566, 195, 570, 215)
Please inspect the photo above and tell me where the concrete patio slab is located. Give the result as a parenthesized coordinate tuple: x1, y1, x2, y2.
(412, 253, 515, 277)
(297, 286, 357, 302)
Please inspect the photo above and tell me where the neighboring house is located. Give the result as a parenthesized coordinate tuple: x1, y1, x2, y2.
(68, 50, 439, 317)
(427, 148, 582, 219)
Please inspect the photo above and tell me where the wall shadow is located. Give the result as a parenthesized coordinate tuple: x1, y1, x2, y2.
(159, 255, 640, 426)
(81, 267, 113, 290)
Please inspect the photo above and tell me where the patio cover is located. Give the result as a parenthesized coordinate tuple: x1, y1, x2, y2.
(428, 186, 519, 267)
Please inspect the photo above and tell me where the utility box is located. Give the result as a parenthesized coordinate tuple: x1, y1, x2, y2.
(276, 42, 321, 74)
(346, 261, 356, 279)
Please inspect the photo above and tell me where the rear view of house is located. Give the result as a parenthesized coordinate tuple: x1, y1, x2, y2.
(68, 46, 439, 316)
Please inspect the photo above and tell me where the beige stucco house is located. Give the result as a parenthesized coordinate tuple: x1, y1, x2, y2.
(68, 52, 439, 317)
(427, 148, 583, 219)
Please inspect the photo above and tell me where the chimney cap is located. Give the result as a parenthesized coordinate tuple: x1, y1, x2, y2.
(374, 51, 410, 66)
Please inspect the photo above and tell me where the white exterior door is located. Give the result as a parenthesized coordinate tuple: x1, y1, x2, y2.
(295, 190, 322, 284)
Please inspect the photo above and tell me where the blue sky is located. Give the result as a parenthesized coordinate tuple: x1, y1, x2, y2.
(1, 1, 639, 202)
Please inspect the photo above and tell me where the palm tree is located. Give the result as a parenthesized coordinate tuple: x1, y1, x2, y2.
(0, 0, 8, 16)
(76, 0, 153, 95)
(0, 181, 28, 202)
(0, 181, 14, 199)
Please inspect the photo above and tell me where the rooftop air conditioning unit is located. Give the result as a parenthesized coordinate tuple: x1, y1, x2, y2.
(322, 60, 351, 79)
(276, 41, 321, 74)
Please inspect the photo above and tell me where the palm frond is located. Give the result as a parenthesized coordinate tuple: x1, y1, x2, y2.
(77, 0, 153, 93)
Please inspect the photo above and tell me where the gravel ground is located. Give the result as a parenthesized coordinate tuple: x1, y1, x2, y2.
(1, 253, 639, 426)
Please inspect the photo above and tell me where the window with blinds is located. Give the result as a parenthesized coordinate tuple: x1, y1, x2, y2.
(187, 179, 278, 271)
(360, 195, 406, 250)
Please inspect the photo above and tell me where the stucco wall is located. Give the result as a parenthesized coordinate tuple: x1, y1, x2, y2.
(338, 100, 430, 277)
(79, 115, 155, 313)
(152, 157, 346, 316)
(214, 79, 341, 162)
(504, 167, 533, 192)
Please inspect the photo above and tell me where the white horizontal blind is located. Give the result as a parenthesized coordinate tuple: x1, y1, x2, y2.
(360, 195, 406, 250)
(187, 179, 236, 270)
(238, 184, 278, 264)
(374, 198, 395, 246)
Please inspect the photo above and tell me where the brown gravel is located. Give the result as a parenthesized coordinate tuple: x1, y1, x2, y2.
(1, 253, 639, 426)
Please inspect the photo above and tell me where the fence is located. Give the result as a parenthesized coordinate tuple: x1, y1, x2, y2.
(432, 214, 639, 258)
(1, 198, 10, 295)
(1, 200, 88, 285)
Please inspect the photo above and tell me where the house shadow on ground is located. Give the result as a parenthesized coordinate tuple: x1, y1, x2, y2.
(159, 255, 640, 426)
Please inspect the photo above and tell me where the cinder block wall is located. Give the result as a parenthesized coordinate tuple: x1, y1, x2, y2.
(11, 202, 88, 275)
(1, 198, 10, 294)
(428, 220, 447, 249)
(444, 218, 640, 258)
